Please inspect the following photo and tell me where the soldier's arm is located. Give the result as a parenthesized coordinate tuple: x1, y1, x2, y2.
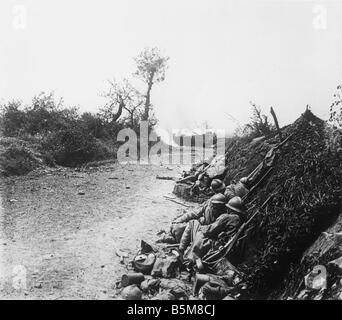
(173, 205, 205, 224)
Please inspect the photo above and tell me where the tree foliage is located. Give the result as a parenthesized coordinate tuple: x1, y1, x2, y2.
(0, 47, 169, 173)
(329, 85, 342, 128)
(0, 100, 26, 137)
(134, 47, 169, 121)
(236, 102, 275, 139)
(0, 91, 117, 169)
(99, 78, 144, 132)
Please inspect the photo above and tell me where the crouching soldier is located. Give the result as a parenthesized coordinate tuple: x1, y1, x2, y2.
(178, 196, 246, 263)
(157, 193, 227, 244)
(173, 193, 227, 225)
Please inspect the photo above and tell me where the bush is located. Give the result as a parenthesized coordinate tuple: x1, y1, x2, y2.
(236, 102, 275, 139)
(0, 138, 43, 176)
(0, 100, 27, 137)
(43, 128, 114, 167)
(239, 110, 342, 297)
(0, 92, 119, 174)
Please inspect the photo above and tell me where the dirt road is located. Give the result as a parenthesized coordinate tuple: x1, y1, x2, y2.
(0, 162, 193, 299)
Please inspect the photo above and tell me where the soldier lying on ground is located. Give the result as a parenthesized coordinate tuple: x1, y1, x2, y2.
(176, 159, 211, 184)
(224, 177, 249, 201)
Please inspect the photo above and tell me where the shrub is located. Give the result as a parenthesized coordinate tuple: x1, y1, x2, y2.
(0, 138, 43, 176)
(0, 92, 118, 173)
(0, 100, 27, 137)
(43, 128, 114, 167)
(236, 102, 275, 140)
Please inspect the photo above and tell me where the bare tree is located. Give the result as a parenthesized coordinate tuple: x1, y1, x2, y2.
(100, 79, 135, 124)
(122, 86, 144, 129)
(134, 47, 169, 121)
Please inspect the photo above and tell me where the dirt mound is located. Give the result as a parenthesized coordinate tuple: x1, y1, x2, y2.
(271, 213, 342, 299)
(223, 136, 272, 185)
(171, 110, 341, 299)
(0, 137, 46, 176)
(233, 110, 341, 298)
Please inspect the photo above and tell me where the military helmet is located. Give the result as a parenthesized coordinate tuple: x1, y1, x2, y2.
(211, 193, 226, 204)
(210, 179, 226, 193)
(226, 196, 245, 213)
(240, 177, 248, 185)
(121, 285, 142, 300)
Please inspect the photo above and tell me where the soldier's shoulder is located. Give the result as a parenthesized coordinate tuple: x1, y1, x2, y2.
(219, 213, 240, 221)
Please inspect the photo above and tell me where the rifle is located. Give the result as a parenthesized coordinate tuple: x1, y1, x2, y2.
(242, 132, 295, 202)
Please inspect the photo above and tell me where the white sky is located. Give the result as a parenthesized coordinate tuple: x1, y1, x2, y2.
(0, 0, 341, 134)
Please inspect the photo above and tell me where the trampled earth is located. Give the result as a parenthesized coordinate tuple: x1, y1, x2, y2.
(0, 162, 189, 299)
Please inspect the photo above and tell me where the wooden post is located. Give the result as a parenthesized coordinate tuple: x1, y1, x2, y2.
(270, 106, 283, 142)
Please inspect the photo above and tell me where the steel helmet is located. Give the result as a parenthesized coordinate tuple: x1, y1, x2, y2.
(211, 193, 226, 204)
(226, 196, 245, 213)
(133, 253, 156, 274)
(121, 285, 142, 300)
(240, 177, 248, 185)
(210, 179, 226, 193)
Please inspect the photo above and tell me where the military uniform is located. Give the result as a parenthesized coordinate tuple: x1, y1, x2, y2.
(179, 213, 241, 261)
(224, 181, 249, 201)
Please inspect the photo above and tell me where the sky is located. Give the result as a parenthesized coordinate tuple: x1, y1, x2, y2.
(0, 0, 341, 135)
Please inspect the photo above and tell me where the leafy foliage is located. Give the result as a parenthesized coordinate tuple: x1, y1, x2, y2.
(99, 79, 143, 132)
(240, 102, 275, 139)
(43, 128, 113, 167)
(238, 110, 342, 297)
(0, 138, 43, 176)
(0, 91, 117, 172)
(134, 47, 169, 84)
(134, 47, 169, 121)
(0, 100, 27, 137)
(329, 85, 342, 128)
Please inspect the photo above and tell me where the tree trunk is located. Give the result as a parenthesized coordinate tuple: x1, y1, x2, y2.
(111, 100, 124, 123)
(142, 72, 154, 121)
(130, 111, 134, 128)
(270, 106, 283, 141)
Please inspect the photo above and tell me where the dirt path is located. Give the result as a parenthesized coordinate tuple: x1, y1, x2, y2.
(0, 162, 193, 299)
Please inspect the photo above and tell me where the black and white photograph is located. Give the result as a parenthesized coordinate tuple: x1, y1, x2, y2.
(0, 0, 341, 305)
